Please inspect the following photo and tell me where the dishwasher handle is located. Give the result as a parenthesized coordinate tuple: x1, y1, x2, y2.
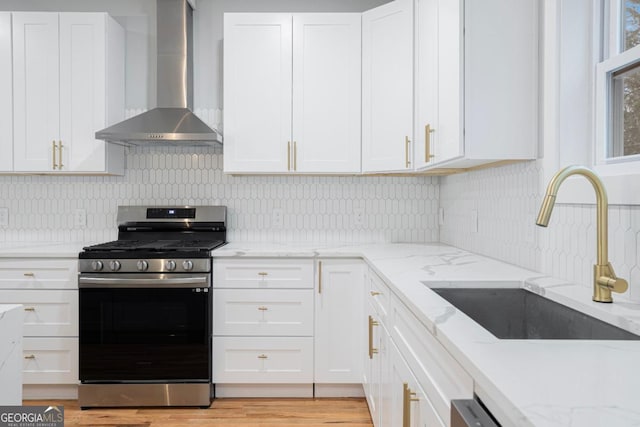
(451, 399, 500, 427)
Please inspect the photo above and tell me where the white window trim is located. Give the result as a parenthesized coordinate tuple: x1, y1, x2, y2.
(558, 0, 640, 206)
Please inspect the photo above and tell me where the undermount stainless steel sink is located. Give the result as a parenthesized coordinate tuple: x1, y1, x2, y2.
(430, 287, 640, 340)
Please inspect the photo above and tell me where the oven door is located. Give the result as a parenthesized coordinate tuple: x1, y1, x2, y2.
(78, 273, 211, 383)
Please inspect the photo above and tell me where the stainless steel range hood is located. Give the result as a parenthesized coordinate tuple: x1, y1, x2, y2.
(96, 0, 222, 146)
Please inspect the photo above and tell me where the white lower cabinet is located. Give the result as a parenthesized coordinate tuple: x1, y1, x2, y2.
(363, 267, 472, 427)
(314, 259, 364, 386)
(212, 336, 313, 383)
(212, 258, 315, 397)
(389, 341, 444, 427)
(0, 257, 79, 399)
(212, 257, 365, 398)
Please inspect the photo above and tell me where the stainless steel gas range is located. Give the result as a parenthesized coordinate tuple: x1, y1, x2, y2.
(77, 205, 226, 408)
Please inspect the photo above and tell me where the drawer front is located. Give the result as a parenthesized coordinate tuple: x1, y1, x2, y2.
(22, 337, 78, 384)
(0, 290, 78, 337)
(390, 294, 473, 426)
(0, 259, 77, 290)
(213, 258, 314, 289)
(213, 337, 313, 383)
(214, 289, 313, 336)
(367, 269, 390, 321)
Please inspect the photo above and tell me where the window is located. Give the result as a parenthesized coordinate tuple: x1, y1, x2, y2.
(623, 0, 640, 51)
(595, 0, 640, 167)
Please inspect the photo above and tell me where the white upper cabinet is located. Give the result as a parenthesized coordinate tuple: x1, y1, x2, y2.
(414, 0, 538, 170)
(0, 13, 12, 172)
(12, 12, 125, 174)
(223, 14, 292, 173)
(362, 0, 414, 173)
(293, 15, 361, 173)
(223, 13, 361, 174)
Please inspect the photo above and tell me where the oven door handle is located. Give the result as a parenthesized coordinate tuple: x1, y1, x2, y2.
(78, 275, 210, 288)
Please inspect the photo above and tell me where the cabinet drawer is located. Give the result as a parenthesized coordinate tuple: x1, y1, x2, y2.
(0, 259, 77, 289)
(213, 337, 313, 383)
(367, 269, 390, 321)
(213, 258, 314, 289)
(0, 290, 78, 337)
(390, 294, 473, 426)
(22, 337, 78, 384)
(214, 289, 313, 336)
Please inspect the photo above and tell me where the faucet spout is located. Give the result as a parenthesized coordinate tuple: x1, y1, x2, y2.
(536, 165, 628, 302)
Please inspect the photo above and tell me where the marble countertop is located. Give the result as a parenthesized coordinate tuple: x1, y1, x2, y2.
(213, 242, 640, 427)
(0, 241, 87, 257)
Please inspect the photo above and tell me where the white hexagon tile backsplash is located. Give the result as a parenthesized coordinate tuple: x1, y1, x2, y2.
(0, 145, 439, 245)
(439, 160, 640, 299)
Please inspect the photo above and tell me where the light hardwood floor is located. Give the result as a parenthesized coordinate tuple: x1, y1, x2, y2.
(25, 398, 374, 427)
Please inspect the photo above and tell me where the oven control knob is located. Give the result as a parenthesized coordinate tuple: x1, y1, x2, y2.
(182, 260, 194, 271)
(165, 260, 176, 271)
(109, 260, 121, 271)
(91, 260, 103, 271)
(137, 260, 149, 271)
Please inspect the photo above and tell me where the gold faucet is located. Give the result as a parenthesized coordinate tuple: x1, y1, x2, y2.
(536, 165, 628, 303)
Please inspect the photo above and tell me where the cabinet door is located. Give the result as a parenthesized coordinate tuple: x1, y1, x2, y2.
(213, 336, 313, 383)
(292, 14, 361, 173)
(13, 12, 60, 172)
(213, 288, 314, 336)
(223, 14, 292, 173)
(0, 290, 78, 337)
(314, 259, 364, 383)
(389, 341, 445, 427)
(414, 0, 438, 169)
(434, 0, 463, 164)
(362, 0, 414, 173)
(22, 337, 78, 384)
(363, 305, 383, 427)
(59, 13, 108, 172)
(213, 258, 314, 289)
(0, 13, 12, 172)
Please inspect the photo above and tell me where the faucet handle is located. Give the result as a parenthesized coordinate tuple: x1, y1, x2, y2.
(596, 262, 629, 294)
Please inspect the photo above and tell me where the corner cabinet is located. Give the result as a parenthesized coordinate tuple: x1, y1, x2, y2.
(9, 12, 125, 175)
(361, 0, 414, 173)
(414, 0, 538, 170)
(223, 13, 361, 174)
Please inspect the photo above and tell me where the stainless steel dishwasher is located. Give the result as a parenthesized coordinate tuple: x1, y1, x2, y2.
(451, 399, 500, 427)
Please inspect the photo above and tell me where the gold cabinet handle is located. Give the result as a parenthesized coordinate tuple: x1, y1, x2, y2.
(257, 354, 268, 359)
(368, 315, 379, 359)
(402, 383, 419, 427)
(57, 141, 64, 169)
(258, 272, 268, 277)
(24, 354, 36, 360)
(293, 141, 297, 171)
(287, 141, 291, 171)
(24, 307, 36, 312)
(425, 124, 435, 162)
(23, 272, 35, 277)
(370, 291, 381, 297)
(52, 140, 57, 170)
(318, 261, 322, 294)
(258, 306, 268, 311)
(405, 136, 411, 168)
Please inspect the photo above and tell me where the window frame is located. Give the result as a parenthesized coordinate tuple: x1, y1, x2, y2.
(586, 0, 640, 205)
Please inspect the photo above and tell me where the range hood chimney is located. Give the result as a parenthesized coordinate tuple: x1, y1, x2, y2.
(95, 0, 222, 146)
